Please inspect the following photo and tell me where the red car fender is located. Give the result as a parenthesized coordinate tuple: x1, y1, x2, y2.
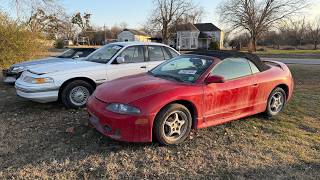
(130, 85, 205, 132)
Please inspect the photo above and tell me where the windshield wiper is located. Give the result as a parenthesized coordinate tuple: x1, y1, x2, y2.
(86, 59, 106, 64)
(153, 74, 184, 82)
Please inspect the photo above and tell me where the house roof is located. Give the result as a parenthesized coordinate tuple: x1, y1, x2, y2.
(176, 23, 199, 32)
(198, 32, 211, 39)
(194, 23, 221, 32)
(123, 29, 150, 37)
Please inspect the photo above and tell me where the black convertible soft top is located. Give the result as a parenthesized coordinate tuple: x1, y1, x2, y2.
(187, 50, 270, 71)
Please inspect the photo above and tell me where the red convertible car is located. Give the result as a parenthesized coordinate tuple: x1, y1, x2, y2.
(87, 51, 294, 145)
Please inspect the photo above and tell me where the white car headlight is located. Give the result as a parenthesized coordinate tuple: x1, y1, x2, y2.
(106, 103, 141, 115)
(23, 76, 54, 84)
(12, 66, 25, 73)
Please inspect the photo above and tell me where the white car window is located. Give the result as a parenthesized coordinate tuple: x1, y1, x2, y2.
(148, 46, 165, 61)
(119, 46, 145, 63)
(86, 44, 123, 63)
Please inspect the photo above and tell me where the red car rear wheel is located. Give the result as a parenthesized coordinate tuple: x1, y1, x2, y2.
(265, 87, 286, 117)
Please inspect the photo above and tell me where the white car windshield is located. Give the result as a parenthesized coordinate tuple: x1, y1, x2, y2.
(85, 44, 123, 63)
(57, 49, 76, 58)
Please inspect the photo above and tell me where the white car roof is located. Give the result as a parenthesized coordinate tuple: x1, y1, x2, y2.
(108, 41, 171, 47)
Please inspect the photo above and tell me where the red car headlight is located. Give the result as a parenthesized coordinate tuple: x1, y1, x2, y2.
(106, 103, 141, 115)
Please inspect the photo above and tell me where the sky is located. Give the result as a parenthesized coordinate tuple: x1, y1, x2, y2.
(2, 0, 320, 29)
(61, 0, 222, 28)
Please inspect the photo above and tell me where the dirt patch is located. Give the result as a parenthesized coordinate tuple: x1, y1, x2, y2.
(0, 65, 319, 179)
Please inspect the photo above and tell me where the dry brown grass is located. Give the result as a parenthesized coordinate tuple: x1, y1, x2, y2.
(0, 65, 319, 179)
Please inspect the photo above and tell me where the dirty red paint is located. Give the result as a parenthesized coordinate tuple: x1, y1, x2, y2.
(86, 57, 294, 143)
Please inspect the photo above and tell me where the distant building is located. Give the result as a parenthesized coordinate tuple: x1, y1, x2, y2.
(176, 23, 224, 50)
(118, 29, 151, 42)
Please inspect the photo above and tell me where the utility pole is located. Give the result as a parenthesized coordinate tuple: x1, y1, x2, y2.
(104, 24, 107, 45)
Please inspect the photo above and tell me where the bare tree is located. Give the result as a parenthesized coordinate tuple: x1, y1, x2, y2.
(180, 7, 205, 24)
(7, 0, 59, 19)
(307, 18, 320, 50)
(147, 0, 200, 44)
(218, 0, 308, 51)
(110, 25, 121, 39)
(119, 22, 128, 30)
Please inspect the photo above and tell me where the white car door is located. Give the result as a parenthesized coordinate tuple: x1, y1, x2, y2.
(106, 46, 149, 81)
(145, 46, 172, 71)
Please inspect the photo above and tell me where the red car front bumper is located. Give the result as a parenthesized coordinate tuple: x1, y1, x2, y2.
(86, 96, 153, 142)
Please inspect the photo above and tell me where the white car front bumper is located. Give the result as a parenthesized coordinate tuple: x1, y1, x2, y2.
(15, 78, 60, 103)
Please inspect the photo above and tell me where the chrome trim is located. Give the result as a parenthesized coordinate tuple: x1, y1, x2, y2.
(15, 84, 59, 93)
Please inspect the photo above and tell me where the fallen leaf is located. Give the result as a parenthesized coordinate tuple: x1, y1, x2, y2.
(66, 127, 75, 133)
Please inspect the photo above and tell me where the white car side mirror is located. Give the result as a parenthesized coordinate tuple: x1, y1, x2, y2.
(73, 55, 80, 59)
(116, 57, 125, 64)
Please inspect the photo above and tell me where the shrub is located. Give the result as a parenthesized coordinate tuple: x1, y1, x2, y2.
(257, 47, 266, 51)
(209, 41, 220, 50)
(0, 13, 47, 69)
(54, 39, 65, 49)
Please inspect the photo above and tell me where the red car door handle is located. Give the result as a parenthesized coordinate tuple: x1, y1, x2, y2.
(140, 66, 147, 69)
(253, 83, 258, 86)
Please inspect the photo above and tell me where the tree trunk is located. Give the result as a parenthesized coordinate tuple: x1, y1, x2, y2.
(162, 23, 169, 45)
(250, 37, 257, 52)
(314, 41, 318, 50)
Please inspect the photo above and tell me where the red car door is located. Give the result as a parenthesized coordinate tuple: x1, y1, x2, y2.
(202, 58, 257, 128)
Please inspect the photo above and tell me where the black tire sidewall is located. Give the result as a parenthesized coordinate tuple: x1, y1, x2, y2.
(265, 87, 286, 117)
(61, 80, 94, 109)
(154, 104, 192, 145)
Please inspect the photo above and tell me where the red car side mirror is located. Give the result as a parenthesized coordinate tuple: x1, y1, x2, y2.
(205, 75, 225, 84)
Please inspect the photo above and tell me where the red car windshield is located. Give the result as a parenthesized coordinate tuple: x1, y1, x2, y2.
(150, 56, 213, 83)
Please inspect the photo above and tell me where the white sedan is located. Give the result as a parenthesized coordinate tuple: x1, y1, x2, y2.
(15, 42, 180, 108)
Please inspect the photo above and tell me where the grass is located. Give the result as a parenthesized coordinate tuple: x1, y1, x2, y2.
(0, 65, 319, 179)
(255, 49, 320, 55)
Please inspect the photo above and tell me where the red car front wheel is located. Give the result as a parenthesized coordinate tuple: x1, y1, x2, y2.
(154, 104, 192, 145)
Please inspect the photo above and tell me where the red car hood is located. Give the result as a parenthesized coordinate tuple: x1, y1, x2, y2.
(94, 73, 182, 104)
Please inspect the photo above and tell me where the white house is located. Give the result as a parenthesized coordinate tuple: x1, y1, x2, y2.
(118, 29, 151, 43)
(176, 23, 224, 50)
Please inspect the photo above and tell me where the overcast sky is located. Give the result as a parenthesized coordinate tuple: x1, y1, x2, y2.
(2, 0, 320, 29)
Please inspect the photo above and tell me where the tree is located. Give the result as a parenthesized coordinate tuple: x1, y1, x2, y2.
(147, 0, 201, 44)
(179, 7, 205, 24)
(8, 0, 58, 19)
(119, 22, 128, 30)
(0, 12, 47, 68)
(307, 18, 320, 50)
(218, 0, 308, 51)
(290, 18, 307, 48)
(110, 25, 121, 39)
(28, 8, 63, 39)
(71, 12, 92, 32)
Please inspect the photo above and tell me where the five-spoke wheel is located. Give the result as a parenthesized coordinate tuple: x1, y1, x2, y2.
(154, 104, 192, 145)
(265, 87, 286, 117)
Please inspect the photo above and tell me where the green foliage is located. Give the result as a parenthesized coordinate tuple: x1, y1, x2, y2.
(71, 12, 92, 31)
(209, 41, 220, 50)
(54, 39, 64, 49)
(0, 13, 47, 69)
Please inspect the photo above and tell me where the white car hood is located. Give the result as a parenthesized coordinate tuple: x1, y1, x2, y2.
(28, 60, 103, 75)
